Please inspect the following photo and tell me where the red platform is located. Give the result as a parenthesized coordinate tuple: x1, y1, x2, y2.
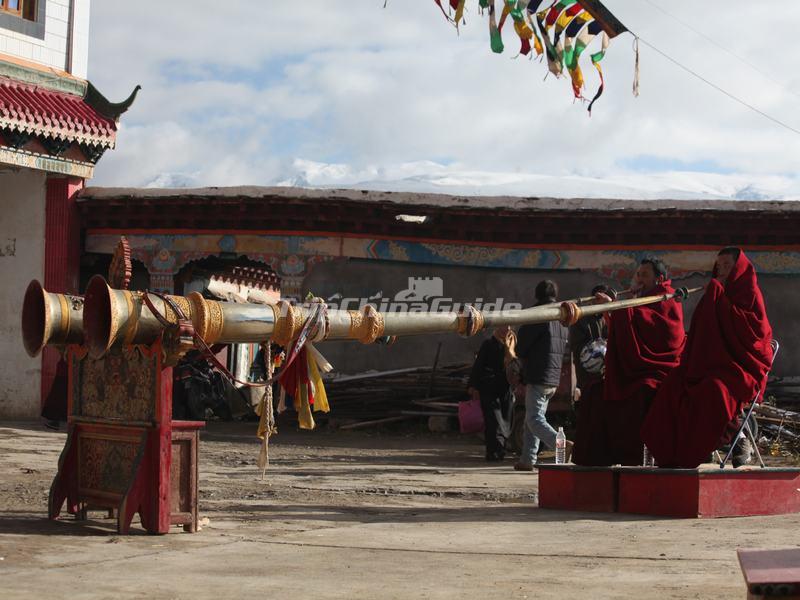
(618, 466, 800, 518)
(538, 465, 800, 518)
(537, 465, 618, 513)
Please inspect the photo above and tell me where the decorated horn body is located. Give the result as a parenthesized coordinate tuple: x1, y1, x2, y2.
(29, 275, 700, 360)
(21, 280, 84, 357)
(83, 275, 279, 358)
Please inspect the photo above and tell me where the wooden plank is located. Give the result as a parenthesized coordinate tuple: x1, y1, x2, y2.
(739, 548, 800, 597)
(738, 548, 800, 586)
(149, 357, 173, 534)
(338, 416, 415, 430)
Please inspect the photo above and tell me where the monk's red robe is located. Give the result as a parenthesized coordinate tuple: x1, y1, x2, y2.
(572, 380, 608, 465)
(641, 252, 773, 468)
(600, 280, 685, 465)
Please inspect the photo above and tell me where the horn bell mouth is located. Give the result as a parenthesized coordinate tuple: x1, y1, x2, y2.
(22, 279, 51, 357)
(84, 275, 115, 358)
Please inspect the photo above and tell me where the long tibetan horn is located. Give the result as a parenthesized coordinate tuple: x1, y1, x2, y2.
(77, 276, 702, 358)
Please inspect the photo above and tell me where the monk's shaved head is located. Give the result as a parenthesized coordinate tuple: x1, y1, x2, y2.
(715, 248, 740, 281)
(718, 247, 741, 260)
(535, 279, 558, 303)
(640, 257, 668, 281)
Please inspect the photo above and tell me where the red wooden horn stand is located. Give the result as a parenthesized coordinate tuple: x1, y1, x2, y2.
(48, 340, 203, 534)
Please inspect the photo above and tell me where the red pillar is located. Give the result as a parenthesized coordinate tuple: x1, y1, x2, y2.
(41, 177, 84, 410)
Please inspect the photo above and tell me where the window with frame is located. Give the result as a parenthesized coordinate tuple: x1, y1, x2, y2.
(0, 0, 37, 21)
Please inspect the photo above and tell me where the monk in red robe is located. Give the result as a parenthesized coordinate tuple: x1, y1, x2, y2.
(576, 258, 685, 466)
(641, 248, 773, 469)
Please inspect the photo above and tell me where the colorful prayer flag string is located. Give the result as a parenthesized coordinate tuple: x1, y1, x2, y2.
(420, 0, 631, 113)
(387, 0, 800, 131)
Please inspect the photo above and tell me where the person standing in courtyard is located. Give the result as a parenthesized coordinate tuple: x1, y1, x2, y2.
(468, 325, 517, 462)
(514, 280, 570, 471)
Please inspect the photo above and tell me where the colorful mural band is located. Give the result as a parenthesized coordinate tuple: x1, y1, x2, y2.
(86, 232, 800, 295)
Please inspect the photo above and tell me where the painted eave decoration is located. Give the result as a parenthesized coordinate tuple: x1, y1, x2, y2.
(0, 72, 140, 177)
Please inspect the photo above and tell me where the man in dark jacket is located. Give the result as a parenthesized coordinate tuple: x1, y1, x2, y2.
(467, 325, 515, 462)
(514, 280, 570, 470)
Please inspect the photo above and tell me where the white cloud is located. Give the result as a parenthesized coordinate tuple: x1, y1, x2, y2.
(88, 1, 800, 199)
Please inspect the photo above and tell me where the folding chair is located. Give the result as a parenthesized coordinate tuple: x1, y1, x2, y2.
(720, 339, 780, 469)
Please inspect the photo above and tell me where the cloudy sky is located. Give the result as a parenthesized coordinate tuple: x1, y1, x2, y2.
(87, 1, 800, 199)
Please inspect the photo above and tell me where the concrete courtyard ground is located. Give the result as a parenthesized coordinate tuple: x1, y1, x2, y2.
(1, 421, 798, 599)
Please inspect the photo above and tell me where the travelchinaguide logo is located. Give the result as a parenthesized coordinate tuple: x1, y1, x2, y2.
(323, 277, 522, 313)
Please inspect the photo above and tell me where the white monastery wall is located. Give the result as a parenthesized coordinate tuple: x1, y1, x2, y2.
(0, 168, 46, 418)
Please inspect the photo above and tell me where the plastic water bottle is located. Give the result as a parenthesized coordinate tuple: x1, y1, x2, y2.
(555, 427, 567, 464)
(643, 444, 655, 468)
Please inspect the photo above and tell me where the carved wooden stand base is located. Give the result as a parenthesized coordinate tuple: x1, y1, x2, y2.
(48, 341, 203, 534)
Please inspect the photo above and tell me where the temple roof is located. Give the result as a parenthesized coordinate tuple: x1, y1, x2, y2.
(0, 75, 117, 148)
(77, 187, 800, 248)
(78, 186, 800, 214)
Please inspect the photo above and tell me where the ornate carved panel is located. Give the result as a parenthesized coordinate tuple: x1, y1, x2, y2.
(70, 345, 160, 423)
(77, 433, 143, 498)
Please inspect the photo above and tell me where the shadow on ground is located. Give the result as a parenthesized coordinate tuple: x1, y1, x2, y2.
(0, 512, 151, 536)
(212, 502, 662, 525)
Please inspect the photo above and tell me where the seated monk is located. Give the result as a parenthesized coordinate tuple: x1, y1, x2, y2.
(641, 248, 773, 469)
(576, 258, 685, 466)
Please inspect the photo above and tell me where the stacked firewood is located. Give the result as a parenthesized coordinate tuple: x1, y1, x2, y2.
(318, 364, 471, 429)
(759, 378, 800, 460)
(307, 368, 800, 454)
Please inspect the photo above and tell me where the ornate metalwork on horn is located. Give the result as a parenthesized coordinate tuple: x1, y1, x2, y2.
(21, 280, 85, 357)
(83, 275, 195, 358)
(83, 275, 279, 359)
